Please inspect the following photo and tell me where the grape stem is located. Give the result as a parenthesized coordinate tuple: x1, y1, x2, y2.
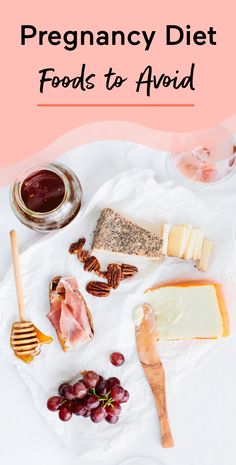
(90, 388, 113, 408)
(103, 399, 114, 408)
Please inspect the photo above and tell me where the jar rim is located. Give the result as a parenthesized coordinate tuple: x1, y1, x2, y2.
(12, 163, 70, 217)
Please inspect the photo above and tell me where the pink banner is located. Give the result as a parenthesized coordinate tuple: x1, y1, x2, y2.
(1, 0, 235, 167)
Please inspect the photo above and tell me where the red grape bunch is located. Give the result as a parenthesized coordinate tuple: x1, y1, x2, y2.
(47, 368, 129, 424)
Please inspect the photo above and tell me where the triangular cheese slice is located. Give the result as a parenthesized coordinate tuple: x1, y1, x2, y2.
(92, 208, 162, 259)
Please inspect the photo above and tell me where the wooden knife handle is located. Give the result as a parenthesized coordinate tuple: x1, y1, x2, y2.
(142, 360, 174, 448)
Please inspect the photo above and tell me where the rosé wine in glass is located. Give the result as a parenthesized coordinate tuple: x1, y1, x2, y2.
(169, 124, 236, 185)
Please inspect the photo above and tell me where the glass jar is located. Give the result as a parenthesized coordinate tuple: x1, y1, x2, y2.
(10, 162, 82, 232)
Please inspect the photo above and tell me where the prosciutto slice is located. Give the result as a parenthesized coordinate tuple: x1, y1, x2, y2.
(47, 276, 93, 351)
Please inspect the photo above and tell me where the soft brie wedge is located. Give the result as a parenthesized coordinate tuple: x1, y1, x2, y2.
(144, 282, 229, 340)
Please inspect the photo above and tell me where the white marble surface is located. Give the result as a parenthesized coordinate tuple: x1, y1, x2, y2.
(1, 140, 236, 465)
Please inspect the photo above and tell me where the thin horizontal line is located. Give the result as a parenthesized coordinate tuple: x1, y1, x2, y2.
(37, 103, 195, 108)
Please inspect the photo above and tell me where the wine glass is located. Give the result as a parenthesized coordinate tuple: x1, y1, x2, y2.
(167, 124, 236, 189)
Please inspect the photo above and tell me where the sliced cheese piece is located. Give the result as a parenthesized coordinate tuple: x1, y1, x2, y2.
(192, 229, 202, 261)
(183, 228, 198, 260)
(145, 282, 229, 340)
(167, 225, 188, 258)
(181, 223, 192, 258)
(192, 234, 200, 261)
(161, 223, 171, 256)
(198, 239, 213, 271)
(92, 208, 162, 259)
(197, 232, 204, 260)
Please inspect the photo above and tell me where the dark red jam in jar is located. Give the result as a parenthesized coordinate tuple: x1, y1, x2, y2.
(21, 170, 66, 213)
(11, 163, 82, 232)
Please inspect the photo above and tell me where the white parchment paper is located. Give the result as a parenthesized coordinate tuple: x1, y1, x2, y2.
(0, 169, 235, 458)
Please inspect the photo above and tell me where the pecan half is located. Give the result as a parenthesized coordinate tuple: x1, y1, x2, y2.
(121, 264, 138, 280)
(78, 250, 90, 263)
(69, 238, 86, 255)
(84, 256, 100, 272)
(86, 281, 111, 297)
(107, 264, 122, 289)
(95, 270, 107, 279)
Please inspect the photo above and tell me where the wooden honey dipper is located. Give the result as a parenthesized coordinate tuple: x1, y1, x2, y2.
(10, 230, 52, 362)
